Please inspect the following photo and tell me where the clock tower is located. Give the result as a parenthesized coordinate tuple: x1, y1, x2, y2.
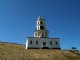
(26, 16, 60, 49)
(34, 16, 48, 38)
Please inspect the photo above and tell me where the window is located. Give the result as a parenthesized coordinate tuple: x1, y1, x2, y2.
(30, 40, 32, 44)
(40, 21, 43, 24)
(56, 41, 58, 45)
(40, 26, 44, 30)
(36, 41, 38, 44)
(43, 42, 46, 46)
(50, 41, 52, 45)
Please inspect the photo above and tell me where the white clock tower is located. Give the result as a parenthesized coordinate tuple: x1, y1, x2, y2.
(34, 16, 48, 38)
(26, 16, 60, 49)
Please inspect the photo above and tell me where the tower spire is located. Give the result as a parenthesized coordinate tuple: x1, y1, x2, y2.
(37, 16, 44, 20)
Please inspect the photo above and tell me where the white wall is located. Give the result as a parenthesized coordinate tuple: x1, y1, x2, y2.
(26, 37, 60, 49)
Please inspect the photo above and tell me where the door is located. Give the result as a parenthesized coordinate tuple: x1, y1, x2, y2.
(43, 42, 46, 47)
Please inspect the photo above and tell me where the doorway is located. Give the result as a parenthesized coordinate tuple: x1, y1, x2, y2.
(43, 42, 46, 47)
(42, 42, 49, 49)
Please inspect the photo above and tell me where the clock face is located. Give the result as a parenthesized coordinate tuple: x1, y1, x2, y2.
(40, 26, 44, 30)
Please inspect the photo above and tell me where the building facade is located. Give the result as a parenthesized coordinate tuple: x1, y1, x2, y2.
(26, 16, 60, 49)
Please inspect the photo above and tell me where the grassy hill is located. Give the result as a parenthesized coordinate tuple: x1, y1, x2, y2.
(0, 42, 80, 60)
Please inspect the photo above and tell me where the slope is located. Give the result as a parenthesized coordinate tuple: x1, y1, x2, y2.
(0, 42, 80, 60)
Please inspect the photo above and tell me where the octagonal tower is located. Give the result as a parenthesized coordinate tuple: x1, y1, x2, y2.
(34, 16, 48, 38)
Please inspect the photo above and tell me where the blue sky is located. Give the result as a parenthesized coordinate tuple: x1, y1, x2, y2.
(0, 0, 80, 50)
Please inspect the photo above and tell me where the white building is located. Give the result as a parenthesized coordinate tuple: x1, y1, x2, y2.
(26, 16, 60, 49)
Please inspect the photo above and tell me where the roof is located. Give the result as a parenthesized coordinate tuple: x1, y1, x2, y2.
(27, 37, 60, 39)
(37, 16, 45, 20)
